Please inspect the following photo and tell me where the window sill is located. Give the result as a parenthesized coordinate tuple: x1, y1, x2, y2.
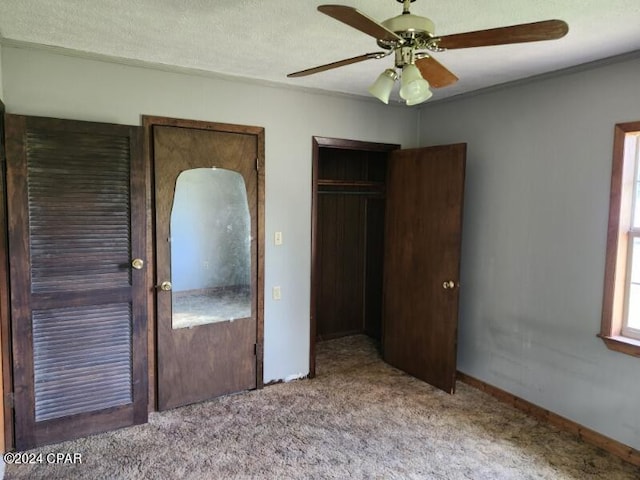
(598, 334, 640, 357)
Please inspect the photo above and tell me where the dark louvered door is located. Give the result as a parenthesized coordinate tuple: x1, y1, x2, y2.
(5, 115, 147, 450)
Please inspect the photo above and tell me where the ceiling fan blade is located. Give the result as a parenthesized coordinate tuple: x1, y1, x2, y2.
(437, 19, 568, 49)
(415, 56, 458, 88)
(287, 52, 385, 78)
(318, 5, 403, 43)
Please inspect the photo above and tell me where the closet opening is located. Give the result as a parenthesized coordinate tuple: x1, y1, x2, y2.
(310, 137, 399, 377)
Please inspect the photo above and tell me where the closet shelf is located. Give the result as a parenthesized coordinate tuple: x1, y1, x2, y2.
(317, 179, 385, 188)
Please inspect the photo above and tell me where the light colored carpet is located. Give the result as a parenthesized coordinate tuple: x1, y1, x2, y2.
(5, 335, 640, 479)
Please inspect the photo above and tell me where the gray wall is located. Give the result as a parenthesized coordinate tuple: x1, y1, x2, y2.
(0, 44, 419, 383)
(418, 54, 640, 449)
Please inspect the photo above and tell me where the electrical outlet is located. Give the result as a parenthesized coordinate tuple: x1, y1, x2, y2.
(274, 231, 283, 245)
(272, 286, 281, 300)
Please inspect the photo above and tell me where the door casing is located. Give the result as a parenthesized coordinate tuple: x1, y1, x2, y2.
(0, 102, 12, 452)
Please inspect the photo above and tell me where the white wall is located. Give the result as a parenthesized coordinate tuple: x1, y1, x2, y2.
(1, 45, 419, 384)
(419, 54, 640, 449)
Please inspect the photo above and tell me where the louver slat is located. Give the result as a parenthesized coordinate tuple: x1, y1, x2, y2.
(32, 304, 132, 421)
(26, 131, 131, 294)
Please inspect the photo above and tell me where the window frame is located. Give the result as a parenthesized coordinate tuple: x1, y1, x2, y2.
(600, 121, 640, 357)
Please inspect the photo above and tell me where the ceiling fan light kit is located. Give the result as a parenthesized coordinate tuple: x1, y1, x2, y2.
(406, 88, 433, 105)
(368, 68, 399, 104)
(287, 0, 569, 106)
(399, 64, 432, 103)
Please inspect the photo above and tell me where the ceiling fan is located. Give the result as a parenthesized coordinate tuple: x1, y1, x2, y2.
(287, 0, 569, 105)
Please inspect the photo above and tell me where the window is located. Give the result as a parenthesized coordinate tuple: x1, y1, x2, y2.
(601, 121, 640, 356)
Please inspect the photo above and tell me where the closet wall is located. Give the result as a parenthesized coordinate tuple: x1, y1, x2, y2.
(314, 139, 398, 342)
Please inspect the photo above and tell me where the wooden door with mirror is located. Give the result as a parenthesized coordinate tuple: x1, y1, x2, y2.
(151, 119, 264, 411)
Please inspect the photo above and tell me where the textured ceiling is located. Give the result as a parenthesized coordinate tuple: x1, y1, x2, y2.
(1, 0, 640, 104)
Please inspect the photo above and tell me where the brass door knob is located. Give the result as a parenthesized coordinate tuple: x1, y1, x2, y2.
(159, 281, 172, 291)
(131, 258, 144, 270)
(442, 281, 455, 289)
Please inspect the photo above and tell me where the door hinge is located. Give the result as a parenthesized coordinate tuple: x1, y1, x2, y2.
(5, 392, 14, 409)
(254, 343, 263, 357)
(255, 157, 259, 172)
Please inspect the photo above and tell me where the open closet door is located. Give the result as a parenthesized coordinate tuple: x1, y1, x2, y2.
(6, 115, 147, 450)
(383, 144, 466, 394)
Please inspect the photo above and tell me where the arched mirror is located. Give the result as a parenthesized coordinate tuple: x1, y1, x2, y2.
(170, 167, 251, 329)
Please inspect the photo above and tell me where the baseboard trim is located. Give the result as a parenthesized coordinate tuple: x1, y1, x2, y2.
(264, 374, 309, 387)
(457, 371, 640, 468)
(264, 379, 283, 387)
